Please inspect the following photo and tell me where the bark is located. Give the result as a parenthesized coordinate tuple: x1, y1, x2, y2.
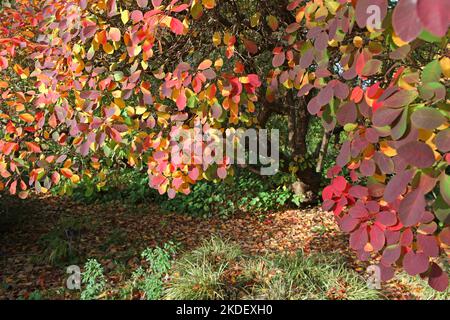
(286, 92, 321, 203)
(315, 131, 332, 173)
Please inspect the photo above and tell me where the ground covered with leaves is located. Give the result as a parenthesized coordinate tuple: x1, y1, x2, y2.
(0, 195, 448, 300)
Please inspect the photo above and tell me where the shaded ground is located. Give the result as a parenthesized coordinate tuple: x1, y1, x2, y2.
(0, 194, 447, 300)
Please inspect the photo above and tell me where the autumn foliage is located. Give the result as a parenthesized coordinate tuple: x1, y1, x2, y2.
(0, 0, 449, 291)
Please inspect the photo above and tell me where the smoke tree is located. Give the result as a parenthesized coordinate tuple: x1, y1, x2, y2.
(0, 0, 449, 290)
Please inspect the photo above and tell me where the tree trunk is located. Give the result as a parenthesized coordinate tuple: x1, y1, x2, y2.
(315, 131, 331, 173)
(287, 92, 321, 203)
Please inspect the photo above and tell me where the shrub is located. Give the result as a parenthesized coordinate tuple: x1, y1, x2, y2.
(81, 259, 106, 300)
(37, 216, 88, 266)
(130, 242, 178, 300)
(161, 169, 302, 218)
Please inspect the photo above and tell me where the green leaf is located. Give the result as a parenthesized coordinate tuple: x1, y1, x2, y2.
(422, 60, 442, 83)
(440, 174, 450, 206)
(418, 30, 442, 43)
(344, 123, 357, 132)
(187, 95, 198, 109)
(434, 195, 450, 224)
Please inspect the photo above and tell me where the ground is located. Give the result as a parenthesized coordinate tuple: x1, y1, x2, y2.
(0, 194, 447, 300)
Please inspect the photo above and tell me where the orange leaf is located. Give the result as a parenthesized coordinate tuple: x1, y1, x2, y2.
(25, 141, 41, 153)
(19, 113, 35, 123)
(61, 168, 73, 178)
(202, 0, 216, 9)
(198, 59, 212, 70)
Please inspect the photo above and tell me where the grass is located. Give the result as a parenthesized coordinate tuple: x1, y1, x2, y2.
(392, 271, 450, 300)
(164, 237, 380, 300)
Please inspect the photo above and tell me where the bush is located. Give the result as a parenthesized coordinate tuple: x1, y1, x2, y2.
(130, 242, 178, 300)
(37, 216, 88, 266)
(68, 166, 305, 219)
(70, 169, 158, 206)
(81, 259, 106, 300)
(81, 243, 178, 300)
(161, 169, 302, 218)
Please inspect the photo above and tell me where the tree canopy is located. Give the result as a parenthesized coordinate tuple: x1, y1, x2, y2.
(0, 0, 449, 291)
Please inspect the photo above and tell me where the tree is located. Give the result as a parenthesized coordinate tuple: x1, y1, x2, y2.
(0, 0, 449, 290)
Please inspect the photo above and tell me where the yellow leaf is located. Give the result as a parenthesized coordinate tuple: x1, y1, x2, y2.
(136, 106, 147, 115)
(250, 13, 260, 27)
(13, 64, 29, 79)
(212, 32, 221, 46)
(373, 173, 386, 183)
(353, 36, 363, 48)
(70, 174, 80, 184)
(214, 58, 223, 70)
(103, 42, 114, 54)
(392, 32, 408, 47)
(223, 32, 233, 46)
(121, 10, 130, 24)
(125, 106, 135, 117)
(418, 128, 433, 142)
(398, 76, 415, 91)
(380, 141, 397, 157)
(247, 100, 255, 113)
(114, 98, 126, 109)
(440, 56, 450, 78)
(315, 6, 328, 19)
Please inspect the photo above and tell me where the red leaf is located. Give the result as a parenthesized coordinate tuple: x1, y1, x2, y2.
(381, 244, 401, 266)
(392, 0, 423, 42)
(399, 188, 426, 227)
(286, 22, 300, 33)
(170, 18, 184, 35)
(350, 226, 368, 250)
(428, 263, 449, 292)
(350, 86, 364, 103)
(137, 0, 148, 8)
(383, 170, 414, 203)
(107, 127, 122, 143)
(348, 185, 368, 199)
(417, 234, 439, 258)
(397, 141, 435, 169)
(243, 38, 258, 55)
(176, 88, 187, 110)
(369, 225, 385, 252)
(272, 51, 286, 68)
(152, 0, 162, 7)
(361, 59, 382, 77)
(417, 0, 450, 37)
(331, 176, 347, 193)
(217, 166, 227, 179)
(336, 101, 357, 125)
(340, 215, 360, 233)
(436, 129, 450, 152)
(131, 10, 143, 23)
(440, 228, 450, 246)
(376, 211, 397, 227)
(403, 251, 429, 276)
